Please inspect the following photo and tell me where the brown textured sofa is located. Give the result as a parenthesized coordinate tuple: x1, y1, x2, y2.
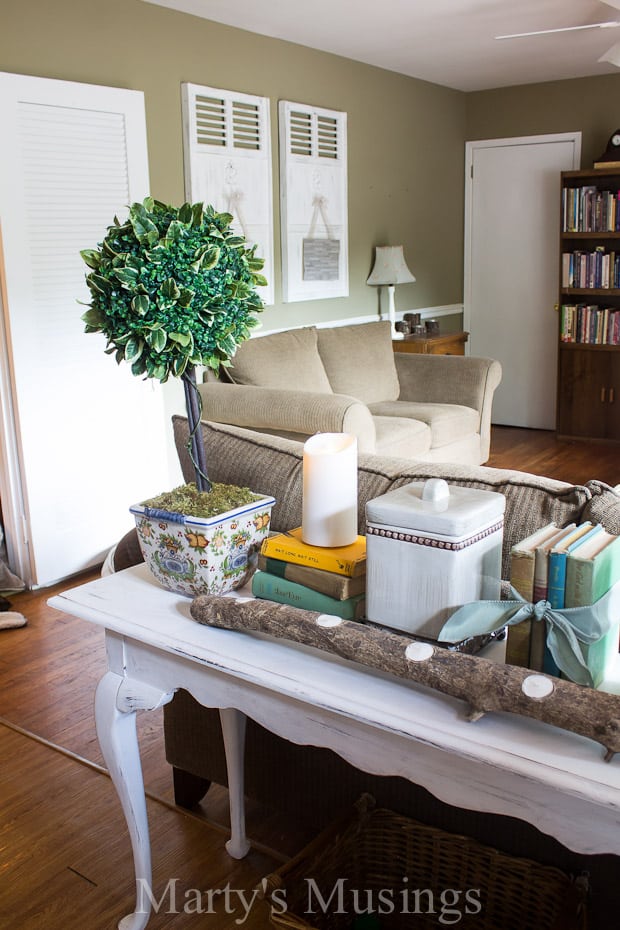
(113, 419, 620, 925)
(198, 321, 502, 465)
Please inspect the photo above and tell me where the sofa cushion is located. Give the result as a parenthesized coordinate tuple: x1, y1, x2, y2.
(580, 481, 620, 536)
(172, 418, 597, 579)
(372, 416, 431, 458)
(317, 321, 400, 404)
(173, 416, 399, 535)
(228, 326, 333, 393)
(369, 401, 479, 449)
(384, 463, 592, 578)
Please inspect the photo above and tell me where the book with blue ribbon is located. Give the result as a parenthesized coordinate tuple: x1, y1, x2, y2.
(544, 523, 601, 675)
(565, 530, 620, 687)
(438, 579, 620, 689)
(547, 523, 598, 609)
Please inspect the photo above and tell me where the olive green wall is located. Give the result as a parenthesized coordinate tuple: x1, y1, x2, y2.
(7, 1, 618, 337)
(465, 73, 620, 169)
(0, 0, 466, 332)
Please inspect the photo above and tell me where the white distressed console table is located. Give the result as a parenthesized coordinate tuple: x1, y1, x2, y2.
(49, 564, 620, 930)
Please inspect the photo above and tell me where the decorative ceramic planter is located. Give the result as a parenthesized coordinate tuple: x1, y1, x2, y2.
(130, 494, 276, 597)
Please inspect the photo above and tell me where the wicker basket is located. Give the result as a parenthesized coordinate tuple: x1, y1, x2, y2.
(262, 796, 587, 930)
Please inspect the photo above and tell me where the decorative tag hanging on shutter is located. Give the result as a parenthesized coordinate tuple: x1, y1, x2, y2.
(279, 101, 348, 302)
(302, 196, 340, 281)
(182, 83, 274, 306)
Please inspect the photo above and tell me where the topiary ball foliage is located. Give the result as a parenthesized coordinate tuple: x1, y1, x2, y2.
(80, 197, 266, 382)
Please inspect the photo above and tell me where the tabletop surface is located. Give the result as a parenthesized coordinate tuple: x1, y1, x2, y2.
(49, 564, 620, 810)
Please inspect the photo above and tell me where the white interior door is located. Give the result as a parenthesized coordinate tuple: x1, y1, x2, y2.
(464, 133, 581, 428)
(0, 73, 172, 587)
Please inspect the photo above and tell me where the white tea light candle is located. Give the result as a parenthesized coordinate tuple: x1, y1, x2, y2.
(302, 433, 358, 547)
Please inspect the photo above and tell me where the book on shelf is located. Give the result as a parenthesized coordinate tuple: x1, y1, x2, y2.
(506, 522, 559, 667)
(547, 522, 598, 609)
(530, 523, 578, 671)
(545, 523, 601, 676)
(257, 553, 366, 600)
(560, 304, 620, 345)
(565, 530, 620, 687)
(562, 182, 620, 230)
(251, 570, 366, 620)
(260, 527, 366, 577)
(561, 248, 620, 289)
(532, 524, 576, 602)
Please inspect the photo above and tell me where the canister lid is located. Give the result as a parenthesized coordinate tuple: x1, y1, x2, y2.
(365, 479, 505, 539)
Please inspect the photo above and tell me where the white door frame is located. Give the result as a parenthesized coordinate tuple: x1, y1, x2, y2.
(463, 132, 582, 342)
(0, 225, 29, 581)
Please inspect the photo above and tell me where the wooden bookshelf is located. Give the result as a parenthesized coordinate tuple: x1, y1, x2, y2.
(557, 168, 620, 442)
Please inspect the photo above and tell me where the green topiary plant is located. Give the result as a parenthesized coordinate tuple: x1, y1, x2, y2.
(80, 197, 266, 495)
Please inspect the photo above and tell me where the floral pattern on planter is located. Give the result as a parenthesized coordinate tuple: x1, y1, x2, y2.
(130, 495, 276, 597)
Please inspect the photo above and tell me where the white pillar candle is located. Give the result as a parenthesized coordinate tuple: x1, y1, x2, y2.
(302, 433, 358, 548)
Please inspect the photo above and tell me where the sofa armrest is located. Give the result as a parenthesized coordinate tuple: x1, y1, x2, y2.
(394, 353, 502, 461)
(197, 382, 377, 453)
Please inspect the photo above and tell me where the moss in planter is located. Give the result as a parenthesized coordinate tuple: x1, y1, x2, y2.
(143, 483, 260, 519)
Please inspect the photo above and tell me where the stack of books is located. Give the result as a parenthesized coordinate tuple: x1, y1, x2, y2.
(507, 521, 620, 686)
(560, 303, 620, 345)
(562, 184, 620, 233)
(253, 527, 366, 620)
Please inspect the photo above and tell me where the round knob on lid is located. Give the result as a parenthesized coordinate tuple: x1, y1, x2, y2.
(421, 478, 450, 503)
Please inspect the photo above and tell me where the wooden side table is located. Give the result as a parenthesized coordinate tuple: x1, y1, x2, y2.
(393, 331, 469, 355)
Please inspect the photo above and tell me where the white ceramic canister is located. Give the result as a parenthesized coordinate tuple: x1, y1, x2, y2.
(365, 478, 505, 638)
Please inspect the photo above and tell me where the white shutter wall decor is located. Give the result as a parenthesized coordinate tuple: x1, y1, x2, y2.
(182, 83, 274, 306)
(0, 72, 171, 587)
(279, 101, 348, 302)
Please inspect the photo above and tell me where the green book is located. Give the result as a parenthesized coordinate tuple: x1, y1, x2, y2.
(565, 531, 620, 687)
(251, 570, 366, 620)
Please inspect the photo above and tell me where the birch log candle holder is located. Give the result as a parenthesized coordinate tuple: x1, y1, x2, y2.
(301, 433, 358, 548)
(190, 594, 620, 761)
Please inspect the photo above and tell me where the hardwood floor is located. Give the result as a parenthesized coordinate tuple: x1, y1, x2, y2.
(487, 425, 619, 487)
(0, 726, 276, 929)
(0, 426, 617, 928)
(0, 580, 294, 928)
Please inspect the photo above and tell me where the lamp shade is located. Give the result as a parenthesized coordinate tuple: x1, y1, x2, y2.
(366, 245, 415, 286)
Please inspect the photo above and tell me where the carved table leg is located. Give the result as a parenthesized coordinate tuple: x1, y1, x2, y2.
(219, 707, 250, 859)
(95, 671, 173, 930)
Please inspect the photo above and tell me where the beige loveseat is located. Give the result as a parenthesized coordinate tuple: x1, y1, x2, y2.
(199, 321, 502, 465)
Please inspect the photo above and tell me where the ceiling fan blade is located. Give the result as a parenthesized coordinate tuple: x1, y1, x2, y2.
(496, 21, 620, 39)
(599, 40, 620, 64)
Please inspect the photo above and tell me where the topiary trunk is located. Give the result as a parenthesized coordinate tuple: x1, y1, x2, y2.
(182, 366, 212, 493)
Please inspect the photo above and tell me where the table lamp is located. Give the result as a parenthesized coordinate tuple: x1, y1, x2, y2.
(366, 245, 416, 340)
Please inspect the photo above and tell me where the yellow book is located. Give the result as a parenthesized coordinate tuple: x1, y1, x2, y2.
(261, 527, 366, 577)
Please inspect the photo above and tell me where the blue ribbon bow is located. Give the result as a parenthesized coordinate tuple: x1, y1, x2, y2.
(438, 582, 620, 688)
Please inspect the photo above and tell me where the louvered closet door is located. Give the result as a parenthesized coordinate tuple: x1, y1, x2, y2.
(182, 83, 274, 305)
(0, 73, 171, 586)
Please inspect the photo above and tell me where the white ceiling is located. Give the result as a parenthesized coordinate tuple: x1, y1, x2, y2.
(143, 0, 620, 92)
